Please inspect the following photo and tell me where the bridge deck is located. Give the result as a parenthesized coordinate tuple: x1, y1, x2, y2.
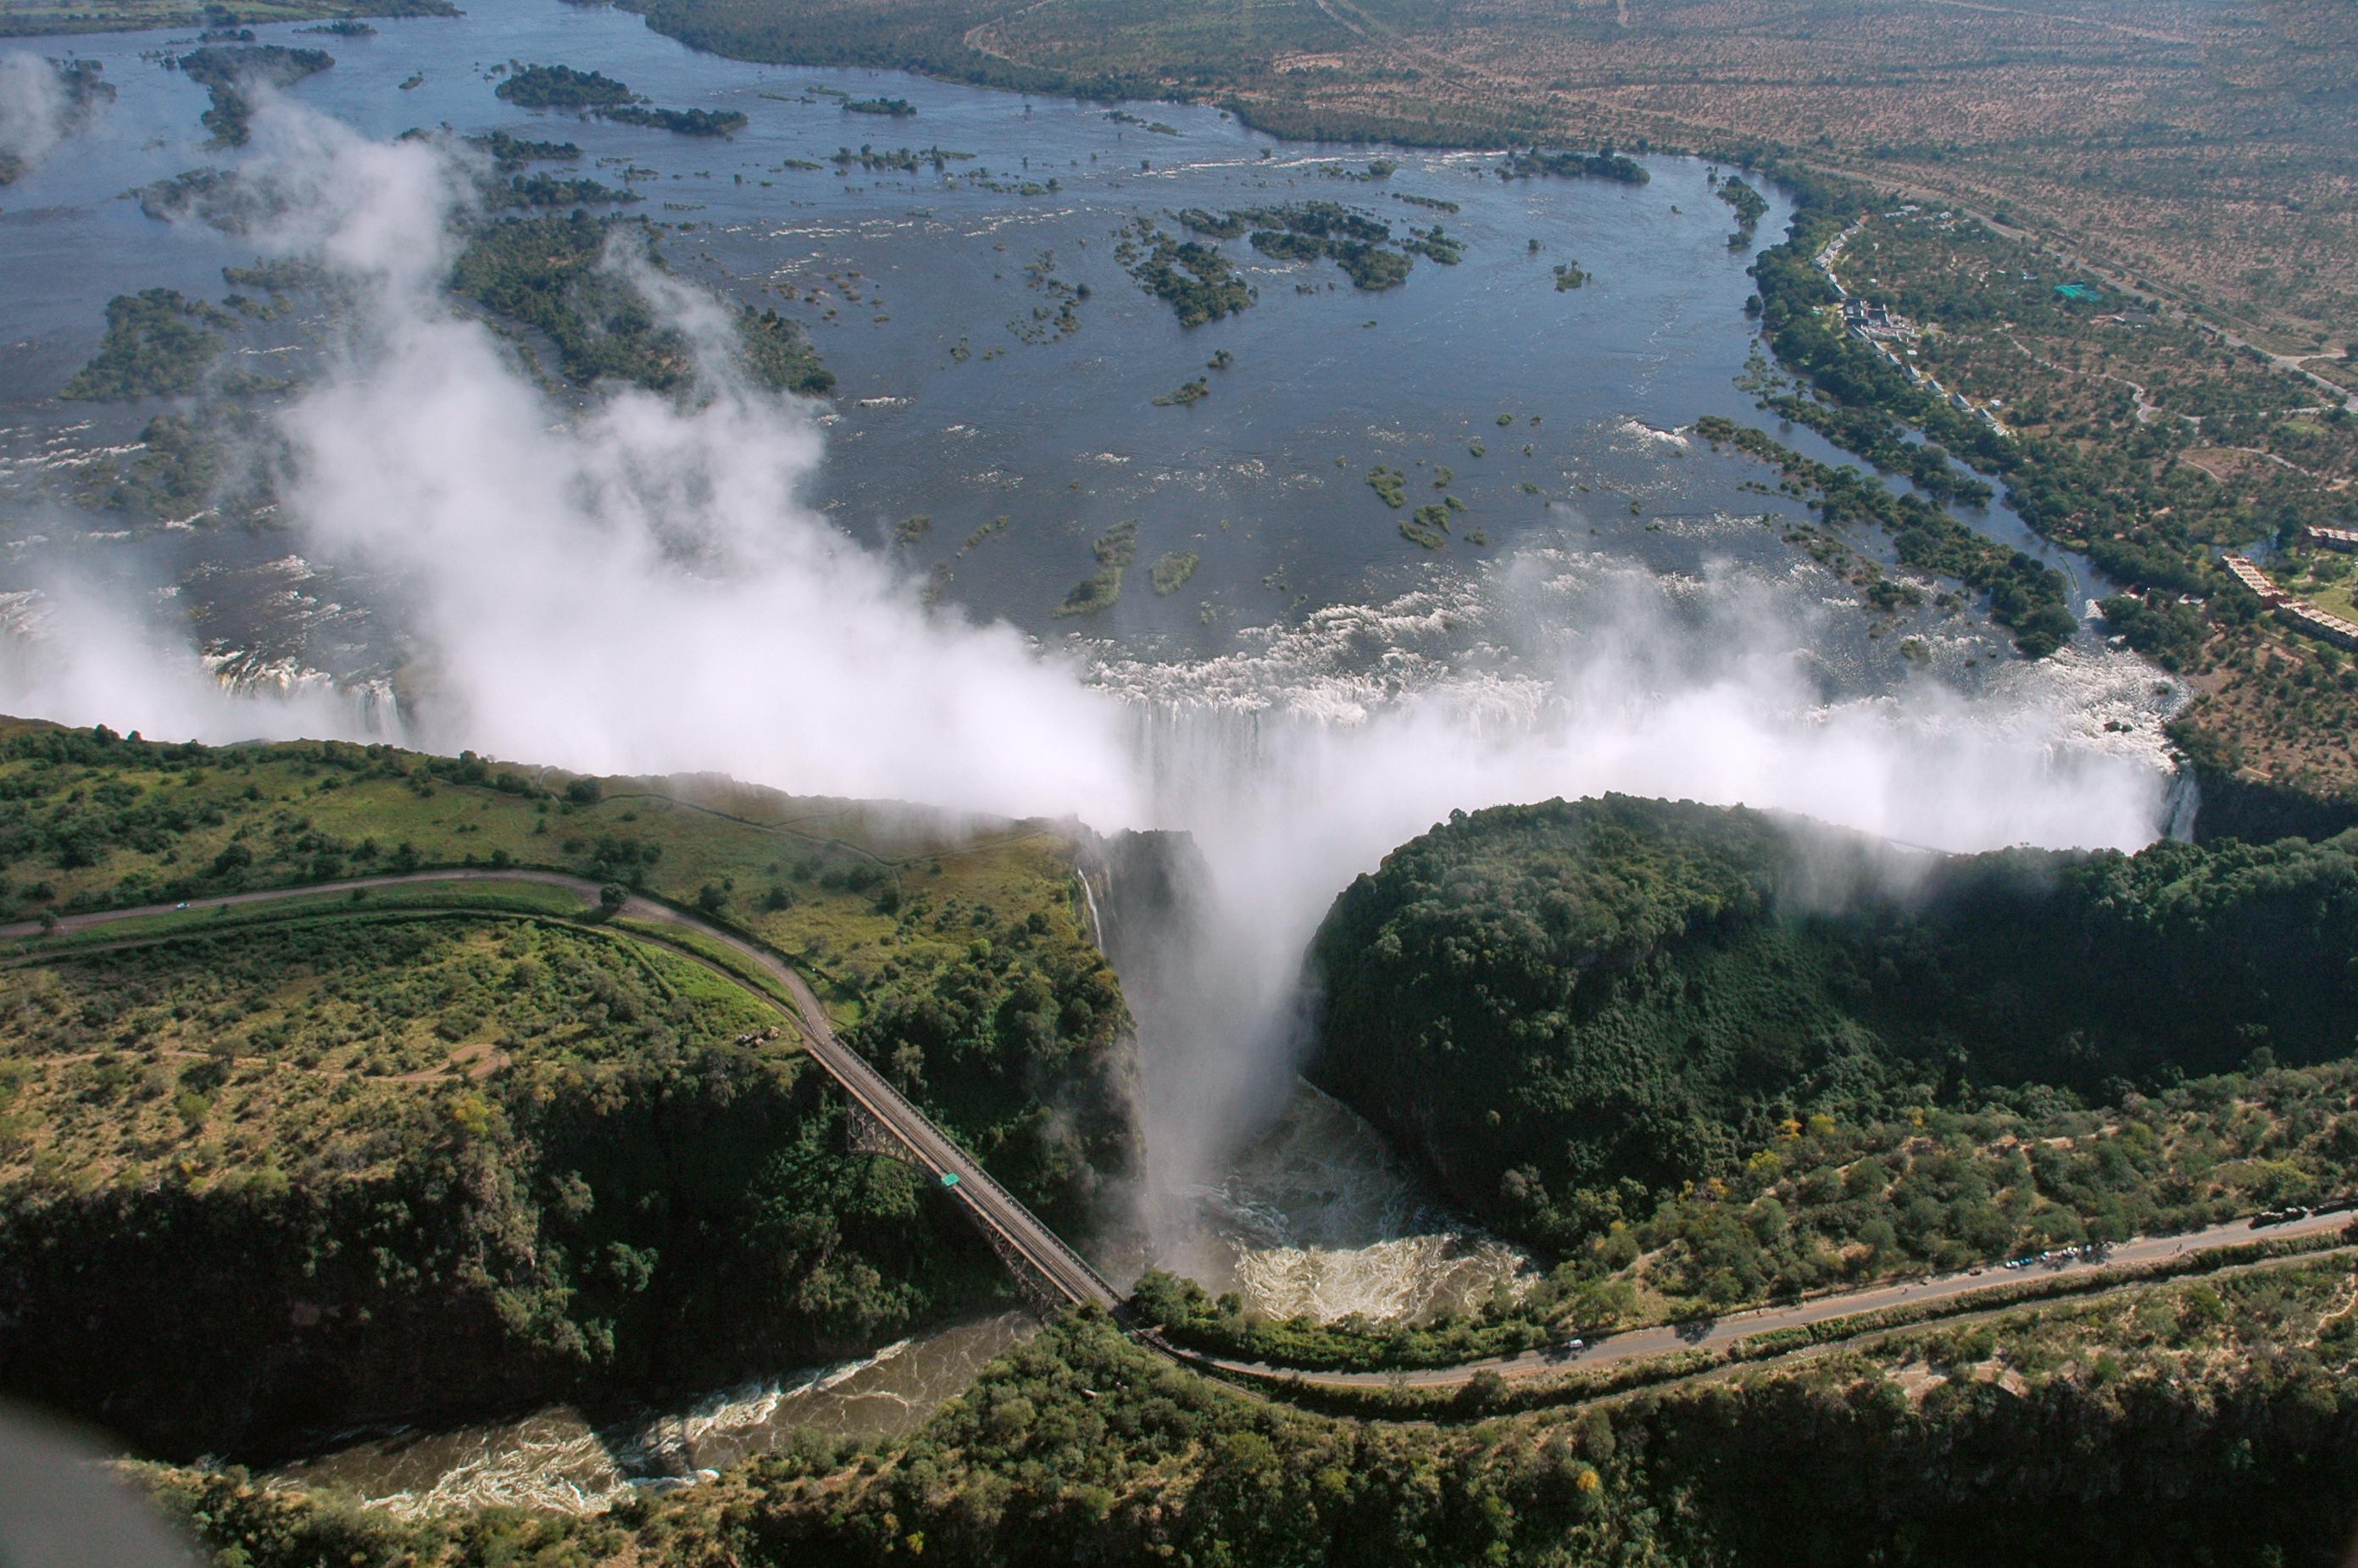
(0, 869, 1127, 1313)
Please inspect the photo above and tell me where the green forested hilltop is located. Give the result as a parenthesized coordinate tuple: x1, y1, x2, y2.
(0, 718, 1133, 1456)
(144, 1254, 2358, 1566)
(1307, 796, 2358, 1256)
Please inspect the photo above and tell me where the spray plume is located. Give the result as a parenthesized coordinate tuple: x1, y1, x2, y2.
(0, 53, 67, 175)
(0, 102, 2178, 1226)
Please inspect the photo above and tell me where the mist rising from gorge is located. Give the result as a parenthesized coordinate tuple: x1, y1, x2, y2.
(0, 53, 70, 175)
(0, 104, 2179, 1231)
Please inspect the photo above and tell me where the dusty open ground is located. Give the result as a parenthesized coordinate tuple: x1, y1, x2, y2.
(631, 0, 2357, 351)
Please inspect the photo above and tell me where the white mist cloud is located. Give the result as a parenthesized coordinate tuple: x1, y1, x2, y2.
(0, 100, 2182, 1225)
(0, 53, 69, 174)
(0, 581, 364, 742)
(1104, 561, 2175, 1203)
(237, 108, 1143, 821)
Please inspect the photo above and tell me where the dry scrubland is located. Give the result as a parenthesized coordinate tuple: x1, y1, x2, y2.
(1805, 207, 2358, 796)
(0, 720, 1138, 1456)
(629, 0, 2357, 353)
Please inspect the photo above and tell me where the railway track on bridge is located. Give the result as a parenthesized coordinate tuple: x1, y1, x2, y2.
(0, 868, 1127, 1315)
(14, 870, 2338, 1405)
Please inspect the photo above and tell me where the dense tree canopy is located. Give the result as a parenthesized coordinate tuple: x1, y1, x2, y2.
(1309, 796, 2358, 1248)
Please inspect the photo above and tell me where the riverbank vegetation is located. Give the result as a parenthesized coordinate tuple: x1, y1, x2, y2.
(615, 0, 2358, 831)
(1, 0, 452, 36)
(1742, 163, 2358, 811)
(1153, 1045, 2358, 1374)
(0, 720, 1136, 1455)
(1693, 416, 2074, 656)
(143, 1252, 2358, 1565)
(615, 0, 2355, 364)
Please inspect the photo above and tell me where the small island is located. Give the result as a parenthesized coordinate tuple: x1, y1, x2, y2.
(1500, 146, 1649, 184)
(494, 62, 633, 109)
(601, 105, 748, 136)
(1053, 520, 1138, 617)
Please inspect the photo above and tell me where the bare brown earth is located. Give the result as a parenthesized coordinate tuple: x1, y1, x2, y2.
(1247, 0, 2358, 353)
(636, 0, 2358, 353)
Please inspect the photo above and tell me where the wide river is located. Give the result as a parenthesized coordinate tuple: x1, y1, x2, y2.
(0, 0, 2176, 1510)
(0, 0, 2115, 661)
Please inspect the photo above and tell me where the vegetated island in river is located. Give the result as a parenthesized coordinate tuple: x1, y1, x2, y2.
(171, 44, 334, 146)
(1499, 147, 1649, 185)
(496, 63, 747, 135)
(1176, 200, 1460, 291)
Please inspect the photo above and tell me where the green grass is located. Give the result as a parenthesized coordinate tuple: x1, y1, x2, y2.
(2307, 580, 2358, 621)
(13, 883, 810, 1051)
(0, 720, 1093, 994)
(609, 910, 808, 1019)
(0, 715, 1137, 1237)
(0, 707, 1132, 1386)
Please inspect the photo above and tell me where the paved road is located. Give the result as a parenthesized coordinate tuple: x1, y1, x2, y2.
(1175, 1206, 2355, 1388)
(11, 874, 2344, 1382)
(0, 870, 1126, 1314)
